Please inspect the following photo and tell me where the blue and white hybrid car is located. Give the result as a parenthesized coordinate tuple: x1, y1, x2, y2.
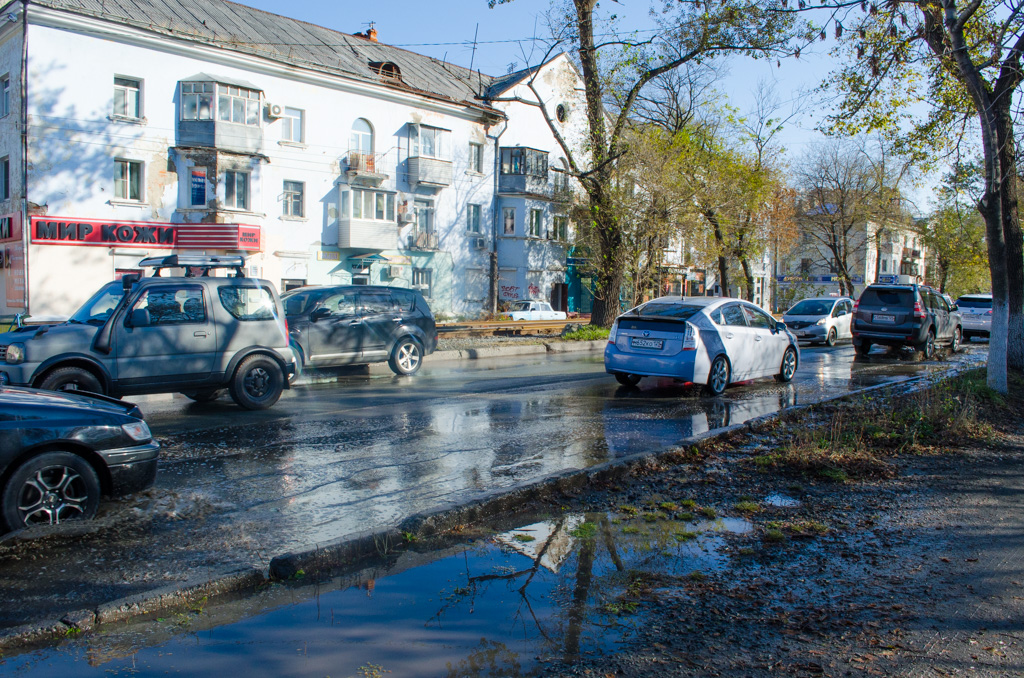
(604, 297, 800, 395)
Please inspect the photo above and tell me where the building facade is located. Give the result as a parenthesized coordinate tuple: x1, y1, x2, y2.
(0, 0, 585, 319)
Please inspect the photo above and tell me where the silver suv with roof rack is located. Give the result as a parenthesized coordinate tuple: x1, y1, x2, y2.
(0, 255, 295, 410)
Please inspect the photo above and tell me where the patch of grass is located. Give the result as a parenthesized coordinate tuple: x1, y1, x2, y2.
(513, 533, 536, 543)
(562, 326, 610, 341)
(357, 664, 391, 678)
(402, 531, 418, 543)
(738, 547, 756, 555)
(569, 522, 598, 539)
(763, 528, 787, 543)
(687, 570, 707, 582)
(753, 454, 779, 468)
(642, 512, 666, 522)
(734, 500, 759, 513)
(618, 505, 640, 516)
(698, 506, 717, 518)
(621, 525, 641, 534)
(677, 511, 695, 522)
(659, 501, 678, 511)
(680, 499, 697, 509)
(674, 530, 698, 542)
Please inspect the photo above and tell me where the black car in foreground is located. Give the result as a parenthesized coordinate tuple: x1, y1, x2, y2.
(852, 283, 962, 358)
(0, 387, 159, 532)
(281, 285, 437, 377)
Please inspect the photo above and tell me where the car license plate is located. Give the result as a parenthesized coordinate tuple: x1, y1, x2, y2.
(630, 337, 663, 350)
(874, 314, 896, 323)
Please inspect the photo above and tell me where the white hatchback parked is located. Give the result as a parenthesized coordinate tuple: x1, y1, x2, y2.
(782, 297, 854, 346)
(604, 296, 800, 396)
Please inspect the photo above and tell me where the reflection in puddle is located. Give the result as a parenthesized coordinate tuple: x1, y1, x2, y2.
(764, 493, 801, 508)
(11, 512, 751, 677)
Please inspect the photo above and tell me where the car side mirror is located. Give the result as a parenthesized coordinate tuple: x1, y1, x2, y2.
(121, 273, 141, 292)
(129, 308, 151, 328)
(951, 304, 958, 311)
(776, 321, 787, 332)
(310, 307, 332, 322)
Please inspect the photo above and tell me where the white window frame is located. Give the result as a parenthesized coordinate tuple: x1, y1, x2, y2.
(283, 180, 304, 218)
(180, 82, 215, 121)
(113, 76, 142, 119)
(528, 209, 543, 238)
(412, 268, 433, 298)
(349, 188, 395, 222)
(217, 84, 261, 126)
(468, 142, 483, 173)
(467, 203, 482, 234)
(224, 170, 250, 210)
(410, 124, 448, 159)
(1, 74, 11, 118)
(114, 159, 143, 202)
(553, 216, 568, 242)
(282, 107, 304, 143)
(503, 207, 516, 236)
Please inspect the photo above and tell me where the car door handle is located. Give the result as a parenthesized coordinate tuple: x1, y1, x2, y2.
(392, 317, 402, 323)
(755, 335, 763, 342)
(725, 333, 734, 339)
(194, 331, 208, 338)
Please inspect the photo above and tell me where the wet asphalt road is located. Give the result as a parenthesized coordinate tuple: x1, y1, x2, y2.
(0, 340, 985, 632)
(132, 341, 980, 558)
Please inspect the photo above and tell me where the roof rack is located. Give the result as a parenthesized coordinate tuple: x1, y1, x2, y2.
(138, 254, 247, 278)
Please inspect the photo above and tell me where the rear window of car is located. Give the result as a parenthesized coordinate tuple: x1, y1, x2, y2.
(956, 296, 992, 309)
(218, 285, 279, 321)
(858, 288, 913, 307)
(634, 302, 703, 320)
(391, 289, 417, 312)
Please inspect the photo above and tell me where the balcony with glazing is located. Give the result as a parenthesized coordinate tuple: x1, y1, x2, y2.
(498, 147, 551, 198)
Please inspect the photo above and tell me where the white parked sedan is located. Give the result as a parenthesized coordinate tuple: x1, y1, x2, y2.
(955, 293, 991, 339)
(782, 296, 854, 346)
(507, 300, 567, 321)
(604, 296, 799, 395)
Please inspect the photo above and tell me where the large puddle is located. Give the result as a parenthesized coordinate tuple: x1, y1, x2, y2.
(3, 509, 752, 677)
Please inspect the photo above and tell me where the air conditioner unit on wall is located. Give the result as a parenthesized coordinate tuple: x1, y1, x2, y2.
(472, 237, 487, 250)
(386, 265, 403, 278)
(266, 103, 284, 119)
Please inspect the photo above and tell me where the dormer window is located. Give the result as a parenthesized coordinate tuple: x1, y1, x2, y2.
(370, 61, 402, 81)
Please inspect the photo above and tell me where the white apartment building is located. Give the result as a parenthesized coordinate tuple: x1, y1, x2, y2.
(0, 0, 585, 319)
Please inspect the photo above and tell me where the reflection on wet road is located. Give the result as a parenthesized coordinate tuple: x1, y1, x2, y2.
(135, 344, 973, 559)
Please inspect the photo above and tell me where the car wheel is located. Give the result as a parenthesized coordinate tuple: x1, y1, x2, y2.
(614, 373, 641, 387)
(825, 328, 837, 347)
(229, 355, 284, 410)
(775, 347, 798, 383)
(2, 452, 101, 530)
(182, 389, 222, 402)
(704, 355, 729, 396)
(854, 341, 872, 357)
(950, 326, 962, 352)
(39, 366, 103, 394)
(388, 337, 423, 376)
(919, 331, 936, 359)
(289, 343, 305, 384)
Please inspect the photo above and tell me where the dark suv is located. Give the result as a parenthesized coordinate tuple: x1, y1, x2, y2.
(852, 284, 963, 358)
(0, 255, 295, 409)
(281, 285, 437, 377)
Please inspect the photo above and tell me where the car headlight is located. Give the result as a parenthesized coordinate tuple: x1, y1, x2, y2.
(815, 318, 826, 326)
(121, 421, 152, 442)
(5, 343, 24, 364)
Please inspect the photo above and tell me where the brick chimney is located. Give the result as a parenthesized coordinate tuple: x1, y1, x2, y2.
(367, 26, 378, 42)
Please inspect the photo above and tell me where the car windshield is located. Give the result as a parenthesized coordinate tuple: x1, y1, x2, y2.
(956, 296, 992, 309)
(787, 300, 832, 316)
(634, 302, 703, 320)
(68, 282, 125, 325)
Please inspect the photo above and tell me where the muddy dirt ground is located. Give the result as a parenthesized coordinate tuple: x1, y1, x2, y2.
(536, 417, 1024, 676)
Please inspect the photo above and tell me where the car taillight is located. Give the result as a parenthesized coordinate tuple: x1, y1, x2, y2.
(913, 301, 925, 319)
(986, 309, 992, 315)
(682, 322, 698, 351)
(852, 299, 859, 314)
(608, 321, 618, 344)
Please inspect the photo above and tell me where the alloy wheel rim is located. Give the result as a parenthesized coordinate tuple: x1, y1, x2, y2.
(398, 343, 420, 372)
(17, 467, 88, 525)
(783, 350, 796, 378)
(244, 367, 271, 398)
(711, 359, 727, 392)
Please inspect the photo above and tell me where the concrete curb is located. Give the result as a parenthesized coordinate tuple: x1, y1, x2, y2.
(0, 567, 266, 653)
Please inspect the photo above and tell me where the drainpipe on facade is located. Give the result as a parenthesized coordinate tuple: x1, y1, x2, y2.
(486, 117, 508, 315)
(19, 0, 29, 312)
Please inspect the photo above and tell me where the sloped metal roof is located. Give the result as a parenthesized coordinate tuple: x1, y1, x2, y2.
(32, 0, 501, 114)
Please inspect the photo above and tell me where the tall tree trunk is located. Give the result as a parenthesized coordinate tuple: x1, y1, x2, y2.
(588, 191, 625, 327)
(705, 209, 730, 296)
(740, 258, 756, 302)
(995, 103, 1024, 370)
